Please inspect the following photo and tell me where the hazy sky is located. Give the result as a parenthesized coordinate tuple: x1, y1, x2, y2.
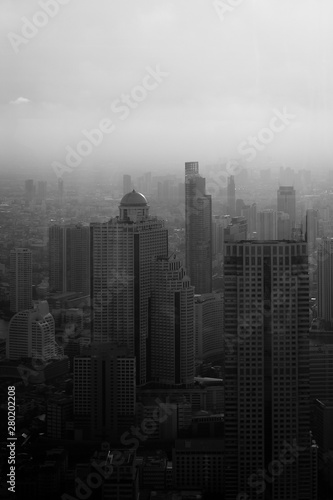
(1, 0, 333, 179)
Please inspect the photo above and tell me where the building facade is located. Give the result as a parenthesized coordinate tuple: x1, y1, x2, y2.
(185, 162, 212, 294)
(149, 254, 195, 387)
(10, 248, 32, 313)
(223, 241, 316, 499)
(49, 224, 90, 295)
(90, 190, 168, 386)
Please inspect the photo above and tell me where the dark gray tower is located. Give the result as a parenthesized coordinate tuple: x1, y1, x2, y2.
(185, 162, 212, 294)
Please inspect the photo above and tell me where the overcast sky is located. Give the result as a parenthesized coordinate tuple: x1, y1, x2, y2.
(1, 0, 332, 179)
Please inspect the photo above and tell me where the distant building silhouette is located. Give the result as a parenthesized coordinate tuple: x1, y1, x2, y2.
(10, 248, 32, 313)
(227, 175, 236, 217)
(185, 162, 212, 294)
(277, 185, 296, 234)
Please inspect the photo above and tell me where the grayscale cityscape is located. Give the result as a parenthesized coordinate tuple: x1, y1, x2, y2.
(1, 1, 333, 499)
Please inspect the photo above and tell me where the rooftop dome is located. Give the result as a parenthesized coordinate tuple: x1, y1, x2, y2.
(120, 189, 148, 206)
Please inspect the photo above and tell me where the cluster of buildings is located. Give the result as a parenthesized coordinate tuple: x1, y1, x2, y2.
(0, 162, 333, 499)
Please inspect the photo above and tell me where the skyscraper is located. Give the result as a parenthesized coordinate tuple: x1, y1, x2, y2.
(25, 179, 35, 202)
(223, 241, 316, 500)
(149, 254, 195, 387)
(257, 209, 278, 240)
(7, 301, 56, 360)
(90, 190, 168, 385)
(277, 186, 296, 232)
(73, 343, 135, 441)
(305, 209, 319, 256)
(185, 162, 212, 294)
(49, 224, 90, 295)
(195, 292, 223, 362)
(277, 211, 291, 240)
(317, 238, 333, 325)
(10, 248, 32, 313)
(227, 175, 236, 217)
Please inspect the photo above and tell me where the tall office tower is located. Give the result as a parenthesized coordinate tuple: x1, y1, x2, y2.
(58, 177, 64, 205)
(49, 224, 90, 295)
(90, 190, 168, 385)
(223, 241, 316, 500)
(224, 216, 247, 242)
(10, 248, 32, 313)
(7, 301, 56, 360)
(317, 238, 333, 325)
(36, 181, 47, 201)
(257, 209, 278, 240)
(123, 174, 132, 195)
(212, 215, 231, 264)
(236, 198, 246, 216)
(185, 162, 212, 294)
(227, 175, 236, 216)
(241, 203, 257, 238)
(277, 186, 296, 230)
(195, 292, 223, 362)
(24, 179, 35, 201)
(149, 254, 195, 387)
(309, 337, 333, 406)
(305, 209, 319, 256)
(144, 171, 152, 195)
(277, 211, 291, 239)
(73, 343, 135, 441)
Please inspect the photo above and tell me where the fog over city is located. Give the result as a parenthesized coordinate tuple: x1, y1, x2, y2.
(1, 0, 333, 178)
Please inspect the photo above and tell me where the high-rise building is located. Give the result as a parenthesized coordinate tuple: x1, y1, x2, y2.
(123, 174, 132, 195)
(73, 343, 136, 441)
(212, 215, 231, 265)
(224, 216, 247, 242)
(10, 248, 32, 313)
(257, 209, 278, 240)
(277, 211, 291, 239)
(36, 181, 47, 201)
(195, 292, 223, 362)
(90, 190, 168, 385)
(277, 186, 296, 230)
(223, 241, 316, 500)
(25, 179, 35, 202)
(149, 254, 195, 387)
(49, 224, 90, 295)
(317, 238, 333, 325)
(7, 301, 56, 360)
(305, 209, 319, 256)
(227, 176, 236, 217)
(241, 203, 257, 239)
(185, 162, 212, 294)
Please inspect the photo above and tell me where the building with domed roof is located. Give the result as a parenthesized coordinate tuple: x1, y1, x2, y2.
(90, 190, 168, 386)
